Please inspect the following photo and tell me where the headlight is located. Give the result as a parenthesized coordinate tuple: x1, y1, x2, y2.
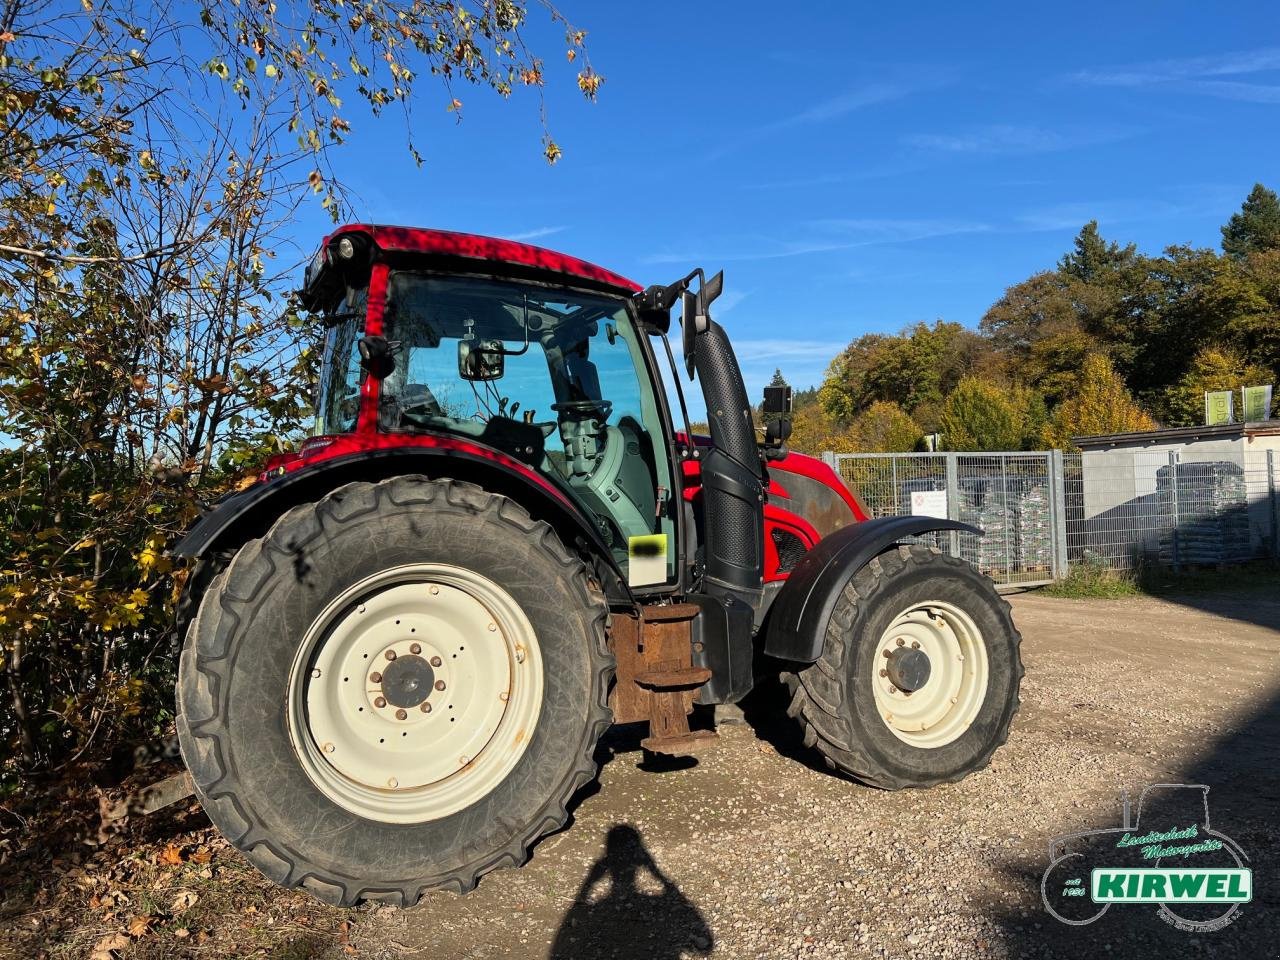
(336, 236, 355, 260)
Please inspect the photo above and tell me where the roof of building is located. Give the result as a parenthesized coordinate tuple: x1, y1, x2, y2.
(327, 224, 643, 294)
(1074, 421, 1280, 448)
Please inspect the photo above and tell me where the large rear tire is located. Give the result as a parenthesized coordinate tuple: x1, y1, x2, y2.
(782, 544, 1021, 789)
(177, 477, 613, 906)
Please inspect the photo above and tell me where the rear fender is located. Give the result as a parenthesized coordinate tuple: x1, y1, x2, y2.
(172, 448, 632, 603)
(762, 516, 981, 663)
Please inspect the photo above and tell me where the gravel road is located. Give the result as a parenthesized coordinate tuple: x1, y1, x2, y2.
(351, 588, 1280, 960)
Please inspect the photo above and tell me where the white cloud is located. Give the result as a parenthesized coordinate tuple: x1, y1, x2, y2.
(1070, 47, 1280, 103)
(643, 219, 990, 265)
(505, 226, 567, 242)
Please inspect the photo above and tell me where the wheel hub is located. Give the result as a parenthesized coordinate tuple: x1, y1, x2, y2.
(380, 654, 436, 708)
(885, 646, 931, 693)
(870, 601, 990, 749)
(286, 563, 543, 824)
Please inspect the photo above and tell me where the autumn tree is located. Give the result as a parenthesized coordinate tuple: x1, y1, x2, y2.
(1041, 354, 1155, 449)
(938, 378, 1044, 451)
(1221, 183, 1280, 259)
(1161, 347, 1273, 427)
(0, 1, 598, 772)
(850, 401, 922, 453)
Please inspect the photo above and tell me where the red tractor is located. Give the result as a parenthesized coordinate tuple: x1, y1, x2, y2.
(173, 226, 1022, 907)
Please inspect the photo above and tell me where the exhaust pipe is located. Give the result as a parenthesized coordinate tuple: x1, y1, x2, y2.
(688, 292, 765, 612)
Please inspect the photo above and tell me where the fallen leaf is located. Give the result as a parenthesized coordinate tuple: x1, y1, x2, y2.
(127, 914, 152, 937)
(189, 848, 212, 864)
(90, 932, 130, 960)
(158, 844, 183, 866)
(171, 890, 198, 913)
(174, 927, 190, 939)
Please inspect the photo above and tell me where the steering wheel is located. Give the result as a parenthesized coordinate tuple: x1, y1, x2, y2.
(551, 399, 612, 421)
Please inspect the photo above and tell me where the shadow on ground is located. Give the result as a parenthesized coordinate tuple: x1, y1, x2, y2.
(549, 823, 712, 960)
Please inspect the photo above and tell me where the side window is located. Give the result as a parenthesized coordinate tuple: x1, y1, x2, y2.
(317, 289, 367, 434)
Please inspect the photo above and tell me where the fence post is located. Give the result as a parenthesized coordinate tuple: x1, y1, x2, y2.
(821, 451, 836, 468)
(1168, 451, 1181, 572)
(1269, 449, 1279, 560)
(1050, 449, 1068, 581)
(945, 452, 960, 558)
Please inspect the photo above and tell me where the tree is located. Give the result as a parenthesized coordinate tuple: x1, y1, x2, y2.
(937, 378, 1042, 451)
(1058, 221, 1138, 282)
(1041, 354, 1155, 449)
(0, 2, 598, 773)
(819, 320, 984, 424)
(1160, 347, 1273, 426)
(1221, 183, 1280, 259)
(850, 401, 922, 452)
(787, 402, 859, 455)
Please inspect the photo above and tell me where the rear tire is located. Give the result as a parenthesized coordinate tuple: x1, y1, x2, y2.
(782, 545, 1021, 789)
(177, 476, 613, 906)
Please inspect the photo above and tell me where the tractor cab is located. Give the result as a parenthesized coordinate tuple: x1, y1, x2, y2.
(302, 227, 680, 586)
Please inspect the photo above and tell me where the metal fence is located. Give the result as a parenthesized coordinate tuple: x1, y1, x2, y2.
(825, 449, 1280, 586)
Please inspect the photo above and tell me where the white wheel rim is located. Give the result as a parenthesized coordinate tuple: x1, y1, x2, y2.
(286, 563, 543, 823)
(869, 600, 989, 748)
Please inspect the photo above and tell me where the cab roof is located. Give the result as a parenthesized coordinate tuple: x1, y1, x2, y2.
(329, 224, 642, 295)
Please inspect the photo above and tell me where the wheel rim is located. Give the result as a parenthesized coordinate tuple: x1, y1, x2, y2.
(869, 600, 989, 748)
(286, 563, 543, 823)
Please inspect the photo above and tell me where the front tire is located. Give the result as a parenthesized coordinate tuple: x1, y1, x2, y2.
(783, 545, 1022, 789)
(177, 477, 613, 906)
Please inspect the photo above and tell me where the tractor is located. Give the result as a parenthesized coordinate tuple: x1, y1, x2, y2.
(172, 226, 1022, 907)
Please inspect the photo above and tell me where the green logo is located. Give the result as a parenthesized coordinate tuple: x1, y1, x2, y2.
(1091, 868, 1252, 903)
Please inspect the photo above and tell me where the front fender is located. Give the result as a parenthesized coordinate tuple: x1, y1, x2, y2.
(762, 516, 981, 663)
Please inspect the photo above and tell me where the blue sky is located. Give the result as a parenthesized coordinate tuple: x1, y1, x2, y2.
(294, 1, 1280, 410)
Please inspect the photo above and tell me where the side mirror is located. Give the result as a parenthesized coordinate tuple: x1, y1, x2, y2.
(357, 335, 397, 378)
(680, 289, 702, 379)
(458, 338, 505, 381)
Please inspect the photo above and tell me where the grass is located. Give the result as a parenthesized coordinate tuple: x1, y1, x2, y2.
(1040, 558, 1279, 600)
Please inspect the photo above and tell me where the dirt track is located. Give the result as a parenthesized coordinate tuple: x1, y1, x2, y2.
(350, 587, 1280, 960)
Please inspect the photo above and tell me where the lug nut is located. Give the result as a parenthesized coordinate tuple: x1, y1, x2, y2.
(882, 649, 892, 658)
(420, 702, 432, 713)
(429, 586, 439, 595)
(395, 708, 408, 720)
(323, 742, 335, 754)
(374, 696, 387, 708)
(514, 646, 526, 664)
(911, 641, 920, 649)
(385, 649, 397, 661)
(499, 691, 509, 702)
(434, 680, 446, 691)
(410, 643, 421, 655)
(430, 656, 442, 667)
(311, 668, 322, 679)
(896, 637, 905, 647)
(387, 777, 399, 788)
(879, 669, 888, 678)
(370, 671, 382, 684)
(487, 622, 498, 632)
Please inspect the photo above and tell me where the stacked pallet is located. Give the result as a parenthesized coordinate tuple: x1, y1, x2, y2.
(955, 476, 1055, 574)
(1015, 482, 1055, 569)
(1156, 462, 1252, 565)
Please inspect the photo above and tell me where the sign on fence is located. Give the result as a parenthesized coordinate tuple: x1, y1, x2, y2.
(910, 489, 948, 519)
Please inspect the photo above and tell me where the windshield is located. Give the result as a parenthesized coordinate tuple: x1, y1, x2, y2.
(379, 272, 677, 584)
